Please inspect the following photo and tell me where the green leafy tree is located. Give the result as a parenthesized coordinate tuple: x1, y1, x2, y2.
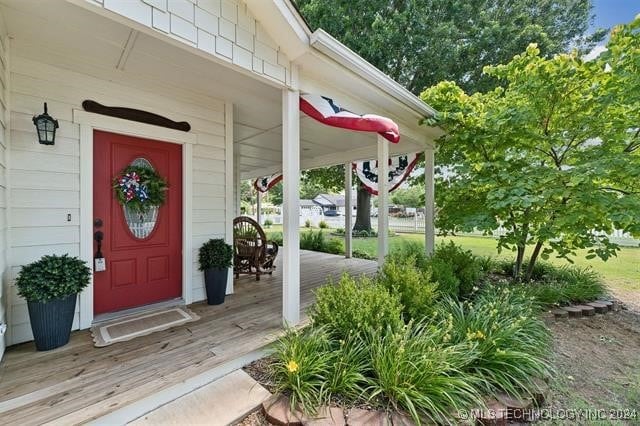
(295, 0, 605, 231)
(295, 0, 605, 95)
(391, 185, 423, 208)
(420, 18, 640, 280)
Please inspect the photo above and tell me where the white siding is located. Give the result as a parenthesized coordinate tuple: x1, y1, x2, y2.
(88, 0, 291, 86)
(7, 56, 228, 345)
(0, 17, 8, 360)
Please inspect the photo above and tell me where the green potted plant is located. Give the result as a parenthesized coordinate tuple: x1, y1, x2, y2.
(16, 254, 91, 351)
(198, 239, 233, 305)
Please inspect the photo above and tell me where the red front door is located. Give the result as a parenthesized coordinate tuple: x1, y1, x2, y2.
(93, 130, 182, 314)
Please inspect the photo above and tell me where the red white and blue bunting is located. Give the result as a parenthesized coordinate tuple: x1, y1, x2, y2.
(254, 172, 283, 193)
(299, 94, 400, 143)
(353, 153, 420, 195)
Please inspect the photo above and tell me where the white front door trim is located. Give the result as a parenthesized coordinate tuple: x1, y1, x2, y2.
(74, 109, 195, 329)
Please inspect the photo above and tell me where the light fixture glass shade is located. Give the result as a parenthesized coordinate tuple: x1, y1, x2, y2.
(32, 103, 59, 145)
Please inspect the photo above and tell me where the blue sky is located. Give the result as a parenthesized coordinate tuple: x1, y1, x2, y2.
(591, 0, 639, 33)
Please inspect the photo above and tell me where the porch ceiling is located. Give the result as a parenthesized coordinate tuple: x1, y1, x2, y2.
(2, 0, 431, 180)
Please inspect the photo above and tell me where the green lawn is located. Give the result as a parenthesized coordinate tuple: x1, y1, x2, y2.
(265, 225, 640, 294)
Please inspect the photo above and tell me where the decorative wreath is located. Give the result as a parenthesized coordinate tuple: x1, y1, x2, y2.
(113, 165, 168, 213)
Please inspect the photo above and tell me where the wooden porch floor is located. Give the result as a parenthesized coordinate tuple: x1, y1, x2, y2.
(0, 251, 377, 424)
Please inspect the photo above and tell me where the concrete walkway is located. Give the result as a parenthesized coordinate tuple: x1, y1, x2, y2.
(129, 370, 270, 426)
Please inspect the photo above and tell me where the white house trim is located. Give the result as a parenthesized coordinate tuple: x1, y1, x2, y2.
(424, 147, 435, 255)
(377, 135, 389, 266)
(224, 102, 234, 295)
(344, 163, 352, 258)
(73, 110, 195, 327)
(281, 88, 300, 325)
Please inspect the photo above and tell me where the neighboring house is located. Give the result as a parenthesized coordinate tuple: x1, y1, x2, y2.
(0, 0, 441, 367)
(313, 193, 358, 216)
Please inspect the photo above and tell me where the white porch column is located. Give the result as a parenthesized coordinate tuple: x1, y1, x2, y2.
(424, 148, 435, 255)
(234, 154, 241, 216)
(256, 190, 262, 225)
(344, 163, 352, 258)
(282, 88, 300, 325)
(377, 135, 389, 266)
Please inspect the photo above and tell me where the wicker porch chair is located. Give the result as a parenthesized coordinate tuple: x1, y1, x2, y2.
(233, 216, 279, 281)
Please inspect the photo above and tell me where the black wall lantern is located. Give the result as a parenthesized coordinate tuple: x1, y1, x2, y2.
(32, 102, 59, 145)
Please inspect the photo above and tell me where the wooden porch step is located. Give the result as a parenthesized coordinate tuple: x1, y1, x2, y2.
(129, 370, 271, 425)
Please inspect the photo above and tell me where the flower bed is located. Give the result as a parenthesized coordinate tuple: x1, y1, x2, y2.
(249, 242, 609, 424)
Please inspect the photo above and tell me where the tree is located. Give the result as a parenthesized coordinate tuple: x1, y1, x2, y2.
(295, 0, 605, 95)
(420, 18, 640, 280)
(295, 0, 605, 232)
(391, 185, 423, 208)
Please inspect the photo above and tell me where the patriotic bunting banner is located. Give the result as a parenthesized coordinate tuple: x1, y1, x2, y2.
(254, 173, 283, 193)
(353, 153, 420, 195)
(300, 94, 400, 143)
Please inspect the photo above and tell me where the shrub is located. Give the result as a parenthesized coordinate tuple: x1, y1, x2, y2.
(525, 265, 607, 306)
(432, 242, 483, 298)
(387, 241, 429, 269)
(440, 287, 553, 398)
(270, 327, 334, 413)
(429, 257, 460, 299)
(388, 242, 461, 299)
(324, 238, 344, 255)
(310, 274, 403, 338)
(268, 231, 284, 247)
(352, 249, 376, 260)
(318, 220, 329, 229)
(263, 218, 273, 228)
(16, 255, 91, 303)
(304, 219, 312, 228)
(325, 334, 368, 403)
(198, 238, 233, 270)
(300, 230, 326, 252)
(377, 257, 439, 321)
(365, 321, 482, 423)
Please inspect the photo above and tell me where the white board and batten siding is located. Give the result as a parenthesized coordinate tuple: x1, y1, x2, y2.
(87, 0, 293, 87)
(0, 20, 9, 360)
(7, 56, 229, 345)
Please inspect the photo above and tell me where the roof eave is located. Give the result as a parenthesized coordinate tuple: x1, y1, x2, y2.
(309, 29, 437, 119)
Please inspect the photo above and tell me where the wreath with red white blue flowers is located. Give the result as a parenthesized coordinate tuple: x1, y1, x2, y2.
(113, 165, 168, 213)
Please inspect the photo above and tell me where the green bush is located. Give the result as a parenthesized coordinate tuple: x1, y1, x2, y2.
(432, 242, 483, 298)
(198, 238, 233, 270)
(304, 219, 312, 228)
(365, 321, 482, 423)
(309, 274, 403, 339)
(270, 327, 334, 413)
(324, 238, 344, 255)
(263, 218, 273, 228)
(300, 230, 326, 252)
(429, 257, 460, 299)
(16, 254, 91, 303)
(318, 220, 329, 229)
(268, 231, 284, 246)
(377, 257, 439, 321)
(388, 241, 461, 299)
(440, 286, 553, 398)
(525, 265, 607, 306)
(352, 249, 376, 260)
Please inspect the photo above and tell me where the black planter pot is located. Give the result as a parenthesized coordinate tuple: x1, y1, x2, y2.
(204, 268, 229, 305)
(27, 294, 77, 351)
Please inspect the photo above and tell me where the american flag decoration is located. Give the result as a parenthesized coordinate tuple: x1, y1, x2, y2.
(353, 153, 420, 195)
(300, 94, 400, 143)
(254, 173, 283, 193)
